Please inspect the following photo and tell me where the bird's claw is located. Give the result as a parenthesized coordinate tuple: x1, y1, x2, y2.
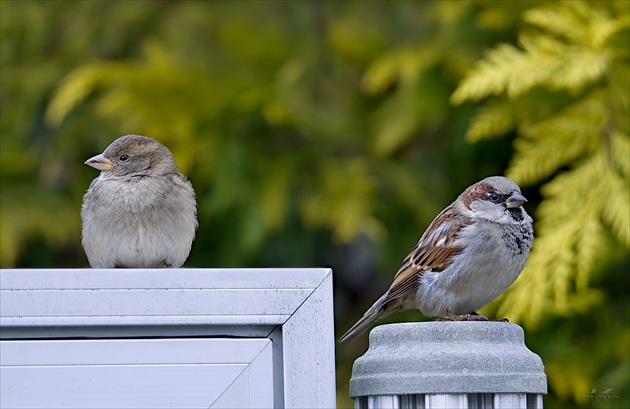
(437, 311, 509, 322)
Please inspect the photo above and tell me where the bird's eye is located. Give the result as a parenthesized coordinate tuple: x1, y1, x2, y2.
(488, 193, 501, 203)
(119, 154, 130, 162)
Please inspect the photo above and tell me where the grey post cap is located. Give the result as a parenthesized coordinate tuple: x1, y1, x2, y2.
(350, 322, 547, 397)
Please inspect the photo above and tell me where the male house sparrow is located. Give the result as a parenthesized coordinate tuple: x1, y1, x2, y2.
(339, 176, 533, 343)
(81, 135, 197, 268)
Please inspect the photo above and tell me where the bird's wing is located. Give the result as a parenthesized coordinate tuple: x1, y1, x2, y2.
(338, 206, 474, 342)
(383, 206, 473, 304)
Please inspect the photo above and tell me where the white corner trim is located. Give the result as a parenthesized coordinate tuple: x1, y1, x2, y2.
(0, 268, 336, 408)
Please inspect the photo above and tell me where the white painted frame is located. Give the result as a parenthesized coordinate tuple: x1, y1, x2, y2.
(2, 338, 274, 408)
(0, 268, 336, 408)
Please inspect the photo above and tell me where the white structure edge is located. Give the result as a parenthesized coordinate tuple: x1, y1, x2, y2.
(0, 268, 336, 408)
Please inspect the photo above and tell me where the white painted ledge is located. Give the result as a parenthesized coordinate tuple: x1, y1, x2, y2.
(0, 268, 336, 408)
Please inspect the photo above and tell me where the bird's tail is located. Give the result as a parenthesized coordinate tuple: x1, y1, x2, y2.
(339, 294, 391, 343)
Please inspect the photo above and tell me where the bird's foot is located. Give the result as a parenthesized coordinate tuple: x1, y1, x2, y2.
(462, 313, 491, 321)
(471, 311, 510, 322)
(439, 311, 482, 321)
(439, 311, 498, 321)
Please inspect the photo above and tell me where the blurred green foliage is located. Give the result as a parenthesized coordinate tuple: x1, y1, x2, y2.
(1, 1, 628, 407)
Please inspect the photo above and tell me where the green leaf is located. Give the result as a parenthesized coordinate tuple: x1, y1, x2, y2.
(46, 65, 105, 126)
(465, 99, 516, 142)
(507, 94, 605, 184)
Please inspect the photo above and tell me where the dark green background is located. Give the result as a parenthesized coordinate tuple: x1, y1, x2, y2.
(1, 1, 628, 407)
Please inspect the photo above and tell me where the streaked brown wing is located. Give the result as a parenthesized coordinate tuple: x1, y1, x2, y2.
(382, 206, 473, 304)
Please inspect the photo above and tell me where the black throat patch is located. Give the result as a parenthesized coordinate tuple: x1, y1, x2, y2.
(507, 207, 524, 222)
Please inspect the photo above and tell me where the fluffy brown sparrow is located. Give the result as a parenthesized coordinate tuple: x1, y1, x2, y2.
(81, 135, 197, 268)
(339, 176, 533, 343)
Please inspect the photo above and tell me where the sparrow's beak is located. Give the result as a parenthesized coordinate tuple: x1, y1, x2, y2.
(85, 154, 113, 171)
(506, 192, 527, 208)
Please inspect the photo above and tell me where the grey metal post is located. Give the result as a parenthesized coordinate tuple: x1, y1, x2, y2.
(350, 322, 547, 409)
